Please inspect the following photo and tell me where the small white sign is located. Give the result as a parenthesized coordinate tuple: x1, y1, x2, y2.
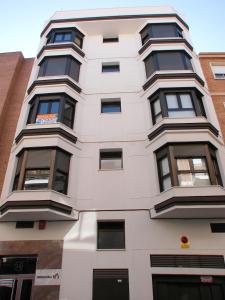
(35, 269, 61, 286)
(200, 276, 213, 283)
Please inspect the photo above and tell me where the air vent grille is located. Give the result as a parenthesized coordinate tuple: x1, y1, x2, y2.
(150, 255, 225, 269)
(93, 269, 128, 279)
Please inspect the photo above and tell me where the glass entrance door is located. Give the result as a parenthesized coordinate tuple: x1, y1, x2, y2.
(0, 277, 33, 300)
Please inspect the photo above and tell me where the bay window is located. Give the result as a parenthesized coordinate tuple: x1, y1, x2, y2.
(13, 148, 71, 194)
(156, 143, 222, 192)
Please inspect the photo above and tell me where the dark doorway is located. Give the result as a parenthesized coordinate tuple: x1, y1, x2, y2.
(93, 269, 129, 300)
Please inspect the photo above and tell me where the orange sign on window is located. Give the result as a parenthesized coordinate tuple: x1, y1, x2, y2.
(36, 114, 58, 124)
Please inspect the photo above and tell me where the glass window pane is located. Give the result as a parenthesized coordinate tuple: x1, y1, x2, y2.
(160, 157, 170, 176)
(44, 57, 67, 76)
(23, 169, 50, 190)
(53, 171, 67, 194)
(145, 54, 156, 78)
(64, 102, 74, 120)
(178, 173, 193, 186)
(98, 222, 125, 249)
(64, 33, 72, 41)
(26, 150, 51, 168)
(20, 280, 32, 300)
(37, 102, 48, 114)
(192, 158, 207, 171)
(69, 58, 80, 81)
(168, 110, 196, 118)
(54, 33, 63, 42)
(55, 150, 70, 173)
(180, 94, 193, 108)
(157, 52, 188, 70)
(50, 101, 60, 114)
(101, 102, 121, 113)
(162, 176, 171, 190)
(101, 158, 122, 170)
(153, 98, 161, 115)
(151, 24, 180, 38)
(74, 36, 82, 47)
(193, 173, 210, 185)
(177, 159, 190, 171)
(166, 94, 178, 108)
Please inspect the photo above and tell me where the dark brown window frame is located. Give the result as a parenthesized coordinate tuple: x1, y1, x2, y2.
(97, 220, 125, 249)
(149, 88, 206, 125)
(27, 93, 76, 129)
(103, 36, 119, 43)
(144, 50, 193, 79)
(38, 55, 81, 82)
(140, 22, 183, 45)
(47, 27, 84, 48)
(156, 143, 222, 192)
(13, 148, 71, 195)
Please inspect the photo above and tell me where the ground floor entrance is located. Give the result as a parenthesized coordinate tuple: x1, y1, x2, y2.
(153, 275, 225, 300)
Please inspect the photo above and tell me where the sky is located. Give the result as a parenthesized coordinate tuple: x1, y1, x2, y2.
(1, 0, 225, 57)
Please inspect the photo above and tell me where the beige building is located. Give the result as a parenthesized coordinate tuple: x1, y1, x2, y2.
(0, 6, 225, 300)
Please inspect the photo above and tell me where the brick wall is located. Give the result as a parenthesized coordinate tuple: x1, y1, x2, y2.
(199, 53, 225, 140)
(0, 52, 34, 195)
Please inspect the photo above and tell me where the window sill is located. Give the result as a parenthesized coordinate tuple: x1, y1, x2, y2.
(96, 249, 126, 251)
(98, 168, 124, 172)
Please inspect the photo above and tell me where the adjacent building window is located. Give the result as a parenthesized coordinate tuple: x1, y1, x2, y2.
(100, 149, 123, 170)
(101, 99, 121, 113)
(38, 55, 81, 82)
(93, 269, 129, 300)
(102, 62, 120, 72)
(149, 89, 206, 124)
(97, 221, 125, 249)
(27, 94, 76, 128)
(144, 50, 193, 78)
(211, 64, 225, 79)
(47, 28, 84, 48)
(156, 143, 222, 192)
(13, 148, 71, 194)
(103, 36, 119, 43)
(140, 23, 183, 45)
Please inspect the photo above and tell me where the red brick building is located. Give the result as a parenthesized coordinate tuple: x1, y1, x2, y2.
(0, 52, 34, 193)
(199, 52, 225, 139)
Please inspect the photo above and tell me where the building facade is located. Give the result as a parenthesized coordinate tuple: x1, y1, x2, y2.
(0, 7, 225, 300)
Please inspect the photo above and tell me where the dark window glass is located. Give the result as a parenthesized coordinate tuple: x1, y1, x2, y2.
(144, 51, 193, 78)
(0, 256, 37, 275)
(54, 32, 72, 43)
(47, 28, 84, 48)
(69, 57, 81, 81)
(158, 156, 171, 191)
(13, 149, 71, 195)
(38, 56, 81, 82)
(211, 223, 225, 232)
(100, 150, 123, 170)
(93, 269, 129, 300)
(140, 23, 183, 45)
(102, 63, 120, 72)
(151, 98, 162, 123)
(97, 221, 125, 249)
(20, 280, 32, 300)
(27, 94, 76, 129)
(101, 101, 121, 113)
(16, 221, 34, 229)
(103, 37, 119, 43)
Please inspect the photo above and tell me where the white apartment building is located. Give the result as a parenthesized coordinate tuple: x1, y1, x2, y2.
(0, 6, 225, 300)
